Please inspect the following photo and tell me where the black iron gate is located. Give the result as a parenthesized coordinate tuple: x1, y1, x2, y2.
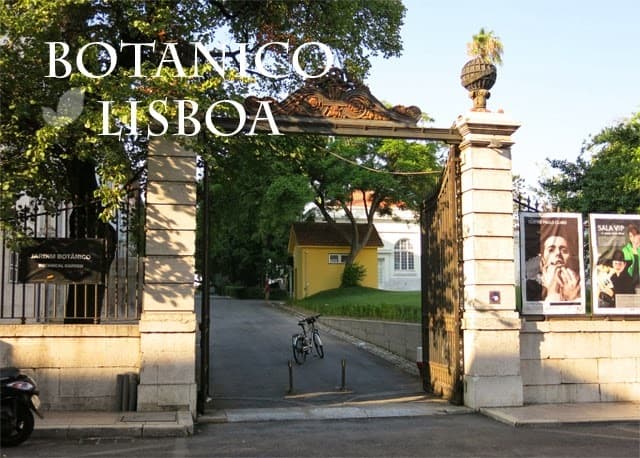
(0, 191, 143, 324)
(421, 145, 464, 404)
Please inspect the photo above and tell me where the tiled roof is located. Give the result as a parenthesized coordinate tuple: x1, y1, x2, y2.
(290, 222, 383, 247)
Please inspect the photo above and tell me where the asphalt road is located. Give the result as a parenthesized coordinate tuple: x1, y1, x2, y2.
(4, 414, 639, 457)
(207, 298, 424, 410)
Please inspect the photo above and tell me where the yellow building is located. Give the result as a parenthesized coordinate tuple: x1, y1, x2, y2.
(288, 222, 384, 299)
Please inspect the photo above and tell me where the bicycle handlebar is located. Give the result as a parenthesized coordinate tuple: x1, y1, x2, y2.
(298, 314, 321, 325)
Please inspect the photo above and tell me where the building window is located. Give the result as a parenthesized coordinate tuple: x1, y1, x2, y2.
(329, 253, 349, 264)
(394, 239, 414, 271)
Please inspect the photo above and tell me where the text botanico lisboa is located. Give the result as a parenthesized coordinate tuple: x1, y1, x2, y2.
(46, 41, 334, 138)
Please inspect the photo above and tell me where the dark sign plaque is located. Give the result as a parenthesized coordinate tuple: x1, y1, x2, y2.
(18, 238, 106, 284)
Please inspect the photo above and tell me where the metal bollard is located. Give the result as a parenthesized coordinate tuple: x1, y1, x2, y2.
(340, 359, 347, 391)
(287, 360, 294, 394)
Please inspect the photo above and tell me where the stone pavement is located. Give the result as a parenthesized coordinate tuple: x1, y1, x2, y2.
(32, 400, 639, 440)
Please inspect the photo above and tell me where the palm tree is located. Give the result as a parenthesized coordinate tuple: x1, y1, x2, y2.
(466, 28, 504, 66)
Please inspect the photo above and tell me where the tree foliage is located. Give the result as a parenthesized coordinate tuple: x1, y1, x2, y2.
(1, 0, 406, 283)
(199, 136, 313, 286)
(298, 136, 442, 265)
(1, 0, 405, 225)
(540, 113, 640, 214)
(201, 133, 442, 286)
(466, 27, 503, 65)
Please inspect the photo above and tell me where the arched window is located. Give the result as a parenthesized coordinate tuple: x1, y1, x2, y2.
(394, 239, 415, 271)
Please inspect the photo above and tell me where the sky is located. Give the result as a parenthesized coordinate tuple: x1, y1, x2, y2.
(364, 0, 640, 190)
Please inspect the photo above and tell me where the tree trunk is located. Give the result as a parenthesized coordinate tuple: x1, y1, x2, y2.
(63, 159, 116, 324)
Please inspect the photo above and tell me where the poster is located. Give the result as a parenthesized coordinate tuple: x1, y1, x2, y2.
(590, 214, 640, 314)
(519, 212, 586, 315)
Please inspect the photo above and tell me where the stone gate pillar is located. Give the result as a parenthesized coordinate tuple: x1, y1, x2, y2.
(455, 111, 523, 408)
(137, 138, 198, 416)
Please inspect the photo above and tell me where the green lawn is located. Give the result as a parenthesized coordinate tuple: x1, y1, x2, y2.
(289, 287, 421, 323)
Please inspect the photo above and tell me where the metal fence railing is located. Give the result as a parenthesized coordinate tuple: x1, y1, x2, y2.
(1, 191, 143, 324)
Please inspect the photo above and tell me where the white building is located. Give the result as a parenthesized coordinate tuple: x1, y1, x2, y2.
(374, 215, 421, 291)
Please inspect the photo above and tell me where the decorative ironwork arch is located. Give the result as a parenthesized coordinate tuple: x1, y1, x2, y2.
(246, 68, 422, 123)
(234, 68, 461, 143)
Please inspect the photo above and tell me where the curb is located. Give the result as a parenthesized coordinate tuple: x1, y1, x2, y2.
(32, 411, 194, 439)
(480, 404, 640, 427)
(197, 402, 472, 424)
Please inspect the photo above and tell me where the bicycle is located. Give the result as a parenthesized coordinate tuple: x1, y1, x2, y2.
(291, 314, 324, 364)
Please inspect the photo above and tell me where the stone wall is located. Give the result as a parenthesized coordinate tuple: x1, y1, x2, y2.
(0, 325, 140, 410)
(320, 317, 420, 363)
(321, 315, 640, 405)
(520, 319, 640, 403)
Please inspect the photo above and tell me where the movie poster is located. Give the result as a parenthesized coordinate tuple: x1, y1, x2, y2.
(519, 212, 586, 315)
(590, 214, 640, 314)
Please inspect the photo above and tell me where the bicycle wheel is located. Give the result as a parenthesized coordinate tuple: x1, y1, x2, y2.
(292, 335, 306, 364)
(313, 332, 324, 359)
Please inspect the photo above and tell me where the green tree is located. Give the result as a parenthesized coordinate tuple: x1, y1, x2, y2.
(259, 173, 314, 274)
(0, 0, 406, 233)
(1, 0, 406, 285)
(299, 136, 442, 267)
(540, 113, 640, 214)
(199, 137, 313, 287)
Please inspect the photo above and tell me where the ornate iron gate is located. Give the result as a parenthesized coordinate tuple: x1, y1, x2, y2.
(421, 145, 464, 404)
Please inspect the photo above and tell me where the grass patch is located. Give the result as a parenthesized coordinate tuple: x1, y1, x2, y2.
(290, 286, 421, 323)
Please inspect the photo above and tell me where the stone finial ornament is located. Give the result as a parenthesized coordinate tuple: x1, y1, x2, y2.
(461, 28, 503, 111)
(460, 57, 497, 111)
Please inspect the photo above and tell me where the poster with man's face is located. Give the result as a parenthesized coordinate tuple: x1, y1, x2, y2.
(519, 212, 586, 315)
(590, 214, 640, 315)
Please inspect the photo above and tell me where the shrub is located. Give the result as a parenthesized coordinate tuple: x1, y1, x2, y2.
(341, 262, 366, 287)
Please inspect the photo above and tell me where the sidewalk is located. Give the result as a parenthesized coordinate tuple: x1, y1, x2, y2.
(199, 400, 640, 426)
(32, 401, 639, 440)
(199, 397, 470, 424)
(482, 401, 640, 426)
(33, 410, 194, 440)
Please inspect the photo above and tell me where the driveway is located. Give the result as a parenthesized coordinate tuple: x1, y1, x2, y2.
(207, 298, 425, 410)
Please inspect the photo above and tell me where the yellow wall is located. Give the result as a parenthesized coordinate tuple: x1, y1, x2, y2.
(292, 245, 379, 299)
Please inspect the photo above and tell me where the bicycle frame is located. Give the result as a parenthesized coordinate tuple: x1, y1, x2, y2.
(292, 314, 324, 364)
(296, 320, 314, 353)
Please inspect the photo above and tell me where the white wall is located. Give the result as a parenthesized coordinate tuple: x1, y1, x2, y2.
(376, 219, 421, 291)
